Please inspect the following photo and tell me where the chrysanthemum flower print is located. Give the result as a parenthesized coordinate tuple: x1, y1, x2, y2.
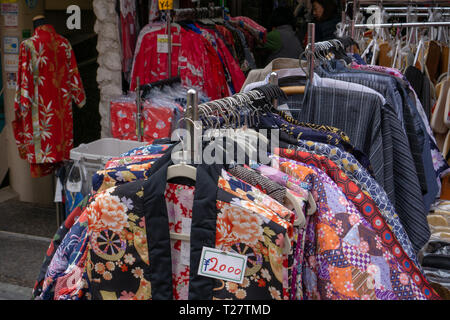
(216, 204, 264, 247)
(86, 193, 129, 233)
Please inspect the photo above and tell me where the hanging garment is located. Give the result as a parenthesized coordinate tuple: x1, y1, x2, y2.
(13, 24, 86, 177)
(275, 148, 440, 300)
(314, 66, 431, 251)
(405, 65, 433, 121)
(119, 0, 138, 84)
(79, 162, 294, 300)
(33, 195, 90, 299)
(285, 140, 421, 269)
(148, 0, 159, 22)
(426, 41, 442, 84)
(351, 62, 450, 195)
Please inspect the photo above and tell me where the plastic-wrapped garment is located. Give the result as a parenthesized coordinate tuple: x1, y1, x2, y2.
(421, 240, 450, 290)
(110, 100, 183, 143)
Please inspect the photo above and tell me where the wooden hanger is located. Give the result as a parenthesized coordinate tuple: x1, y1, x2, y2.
(280, 86, 306, 95)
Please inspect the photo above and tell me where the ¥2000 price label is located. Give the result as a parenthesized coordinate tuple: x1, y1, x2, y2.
(198, 247, 247, 284)
(158, 0, 173, 10)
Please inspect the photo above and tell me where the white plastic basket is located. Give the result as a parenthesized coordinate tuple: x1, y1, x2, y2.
(69, 138, 147, 192)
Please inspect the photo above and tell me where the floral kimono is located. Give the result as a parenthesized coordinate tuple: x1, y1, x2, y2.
(13, 24, 86, 177)
(81, 156, 294, 300)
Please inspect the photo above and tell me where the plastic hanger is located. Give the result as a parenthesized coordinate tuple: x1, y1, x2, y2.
(167, 117, 199, 242)
(285, 190, 306, 228)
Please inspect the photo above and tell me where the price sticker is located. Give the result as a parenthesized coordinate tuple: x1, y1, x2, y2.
(158, 0, 173, 10)
(157, 34, 169, 53)
(198, 247, 247, 284)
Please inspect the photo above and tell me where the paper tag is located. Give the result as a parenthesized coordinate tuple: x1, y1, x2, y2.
(158, 0, 173, 10)
(54, 179, 63, 203)
(157, 34, 169, 53)
(198, 247, 247, 284)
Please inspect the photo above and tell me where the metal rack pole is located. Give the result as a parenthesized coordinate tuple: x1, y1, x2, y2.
(136, 77, 143, 142)
(186, 89, 199, 162)
(269, 72, 279, 108)
(307, 23, 315, 83)
(167, 10, 172, 79)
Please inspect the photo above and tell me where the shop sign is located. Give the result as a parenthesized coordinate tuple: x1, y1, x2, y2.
(158, 0, 173, 11)
(0, 2, 18, 14)
(6, 72, 16, 89)
(4, 54, 19, 72)
(3, 36, 19, 54)
(1, 2, 18, 27)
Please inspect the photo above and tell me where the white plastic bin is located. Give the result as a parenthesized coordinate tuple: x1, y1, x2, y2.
(69, 138, 147, 192)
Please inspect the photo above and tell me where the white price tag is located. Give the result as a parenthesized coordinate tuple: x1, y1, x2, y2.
(157, 34, 169, 53)
(198, 247, 247, 284)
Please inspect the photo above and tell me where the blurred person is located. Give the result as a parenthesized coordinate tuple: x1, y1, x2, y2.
(294, 0, 313, 42)
(259, 6, 304, 65)
(311, 0, 340, 42)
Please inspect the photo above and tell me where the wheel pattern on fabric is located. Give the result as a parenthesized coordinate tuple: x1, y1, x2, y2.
(91, 230, 127, 261)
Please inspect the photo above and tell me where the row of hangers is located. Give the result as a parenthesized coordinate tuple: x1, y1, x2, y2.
(167, 87, 318, 245)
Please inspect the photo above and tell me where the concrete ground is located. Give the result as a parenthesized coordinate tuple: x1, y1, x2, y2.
(0, 187, 58, 300)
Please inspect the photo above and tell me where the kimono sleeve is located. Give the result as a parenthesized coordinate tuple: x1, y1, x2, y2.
(12, 42, 33, 159)
(68, 43, 86, 108)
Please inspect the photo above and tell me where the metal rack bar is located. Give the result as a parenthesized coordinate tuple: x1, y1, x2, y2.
(354, 21, 450, 28)
(360, 6, 450, 11)
(356, 0, 450, 4)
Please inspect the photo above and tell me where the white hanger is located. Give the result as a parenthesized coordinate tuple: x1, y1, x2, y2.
(285, 190, 306, 228)
(167, 119, 198, 242)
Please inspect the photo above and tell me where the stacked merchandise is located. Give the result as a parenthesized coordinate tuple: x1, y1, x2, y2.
(130, 12, 266, 100)
(109, 81, 209, 143)
(33, 78, 446, 300)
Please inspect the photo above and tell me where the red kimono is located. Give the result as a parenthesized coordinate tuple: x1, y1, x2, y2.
(13, 25, 86, 177)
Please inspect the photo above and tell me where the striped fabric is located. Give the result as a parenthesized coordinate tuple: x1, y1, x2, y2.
(279, 86, 386, 194)
(314, 68, 431, 251)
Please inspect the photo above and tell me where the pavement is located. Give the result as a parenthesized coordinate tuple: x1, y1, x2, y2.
(0, 187, 58, 300)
